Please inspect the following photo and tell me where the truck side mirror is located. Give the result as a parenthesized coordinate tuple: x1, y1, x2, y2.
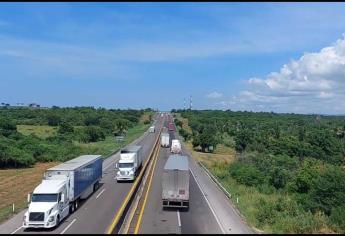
(27, 193, 31, 203)
(61, 194, 65, 203)
(115, 163, 118, 169)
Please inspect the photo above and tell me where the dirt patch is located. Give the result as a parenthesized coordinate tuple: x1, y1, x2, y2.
(0, 162, 60, 218)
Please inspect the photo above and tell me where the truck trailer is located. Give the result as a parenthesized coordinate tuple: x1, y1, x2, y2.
(161, 132, 170, 148)
(162, 155, 189, 209)
(116, 145, 143, 181)
(23, 155, 103, 229)
(171, 139, 182, 154)
(149, 125, 155, 133)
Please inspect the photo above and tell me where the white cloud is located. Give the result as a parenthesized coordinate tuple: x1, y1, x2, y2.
(224, 34, 345, 114)
(206, 91, 223, 99)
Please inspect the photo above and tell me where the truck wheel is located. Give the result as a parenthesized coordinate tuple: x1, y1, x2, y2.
(74, 200, 79, 211)
(69, 204, 74, 213)
(56, 215, 60, 226)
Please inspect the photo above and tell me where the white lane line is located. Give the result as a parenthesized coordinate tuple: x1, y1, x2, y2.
(96, 188, 106, 199)
(190, 169, 226, 234)
(60, 218, 76, 234)
(177, 210, 181, 227)
(10, 226, 23, 234)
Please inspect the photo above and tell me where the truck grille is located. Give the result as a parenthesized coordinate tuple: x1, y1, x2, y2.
(120, 171, 128, 175)
(29, 212, 45, 221)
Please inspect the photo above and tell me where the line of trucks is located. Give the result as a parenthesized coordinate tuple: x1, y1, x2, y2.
(23, 121, 190, 229)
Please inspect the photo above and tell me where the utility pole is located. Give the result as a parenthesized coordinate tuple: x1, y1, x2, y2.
(189, 95, 192, 110)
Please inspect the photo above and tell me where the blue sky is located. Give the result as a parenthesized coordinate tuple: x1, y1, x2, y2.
(1, 3, 345, 113)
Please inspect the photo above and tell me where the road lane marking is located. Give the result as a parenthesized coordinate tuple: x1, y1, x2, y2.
(60, 218, 76, 234)
(96, 189, 106, 199)
(106, 127, 162, 234)
(134, 144, 161, 234)
(10, 226, 23, 234)
(177, 210, 181, 227)
(190, 169, 226, 234)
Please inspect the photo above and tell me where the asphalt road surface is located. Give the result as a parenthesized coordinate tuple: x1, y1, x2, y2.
(8, 113, 164, 234)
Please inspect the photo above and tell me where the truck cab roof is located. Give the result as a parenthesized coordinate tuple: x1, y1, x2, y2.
(34, 179, 66, 194)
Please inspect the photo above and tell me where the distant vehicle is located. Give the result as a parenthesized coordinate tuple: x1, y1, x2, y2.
(161, 132, 170, 148)
(23, 155, 103, 229)
(116, 145, 143, 181)
(171, 139, 182, 154)
(168, 122, 175, 131)
(162, 155, 189, 209)
(149, 125, 155, 133)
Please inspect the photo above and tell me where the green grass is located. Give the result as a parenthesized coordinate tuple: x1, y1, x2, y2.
(17, 125, 57, 138)
(75, 123, 150, 157)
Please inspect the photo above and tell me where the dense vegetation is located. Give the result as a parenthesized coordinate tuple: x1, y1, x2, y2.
(0, 107, 153, 168)
(174, 109, 345, 233)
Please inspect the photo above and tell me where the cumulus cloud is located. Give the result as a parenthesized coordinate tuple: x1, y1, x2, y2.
(206, 91, 223, 99)
(224, 35, 345, 114)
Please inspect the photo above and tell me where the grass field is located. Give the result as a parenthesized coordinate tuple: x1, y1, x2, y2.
(17, 125, 58, 138)
(75, 123, 150, 157)
(0, 162, 60, 223)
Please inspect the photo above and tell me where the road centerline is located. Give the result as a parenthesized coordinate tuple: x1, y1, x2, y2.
(96, 189, 106, 199)
(60, 218, 77, 234)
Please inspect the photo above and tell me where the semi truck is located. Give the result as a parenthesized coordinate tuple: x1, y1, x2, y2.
(149, 125, 155, 133)
(23, 155, 103, 229)
(116, 145, 143, 181)
(161, 132, 170, 148)
(162, 155, 189, 209)
(171, 139, 182, 154)
(168, 122, 175, 131)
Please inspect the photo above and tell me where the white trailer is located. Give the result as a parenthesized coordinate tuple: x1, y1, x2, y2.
(161, 132, 170, 148)
(162, 155, 189, 209)
(171, 139, 182, 154)
(116, 145, 143, 181)
(23, 155, 103, 229)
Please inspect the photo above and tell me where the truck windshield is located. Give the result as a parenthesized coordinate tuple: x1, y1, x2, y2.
(31, 194, 58, 202)
(118, 163, 134, 168)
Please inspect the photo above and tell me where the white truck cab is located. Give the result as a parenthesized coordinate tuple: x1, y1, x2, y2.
(23, 179, 69, 229)
(116, 146, 143, 181)
(149, 125, 155, 133)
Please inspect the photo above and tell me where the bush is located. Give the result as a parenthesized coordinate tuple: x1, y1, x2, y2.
(229, 162, 265, 186)
(330, 205, 345, 232)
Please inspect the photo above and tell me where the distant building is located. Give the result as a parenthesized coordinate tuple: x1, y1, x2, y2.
(29, 103, 40, 108)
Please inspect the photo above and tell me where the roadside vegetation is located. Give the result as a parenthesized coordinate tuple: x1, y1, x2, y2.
(0, 106, 153, 223)
(0, 106, 153, 168)
(173, 109, 345, 233)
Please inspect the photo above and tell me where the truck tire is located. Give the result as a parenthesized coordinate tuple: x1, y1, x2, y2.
(56, 215, 60, 227)
(75, 200, 79, 211)
(93, 181, 99, 192)
(69, 203, 74, 213)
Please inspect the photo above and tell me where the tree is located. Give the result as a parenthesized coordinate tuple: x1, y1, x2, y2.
(234, 128, 252, 152)
(47, 114, 61, 126)
(58, 122, 74, 134)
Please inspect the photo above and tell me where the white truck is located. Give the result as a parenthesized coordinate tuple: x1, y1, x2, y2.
(149, 125, 155, 133)
(23, 155, 103, 229)
(162, 155, 189, 209)
(171, 139, 182, 154)
(116, 145, 143, 181)
(161, 132, 170, 148)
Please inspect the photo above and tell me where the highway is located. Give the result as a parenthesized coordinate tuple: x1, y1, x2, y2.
(6, 114, 164, 234)
(1, 112, 254, 234)
(138, 119, 223, 234)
